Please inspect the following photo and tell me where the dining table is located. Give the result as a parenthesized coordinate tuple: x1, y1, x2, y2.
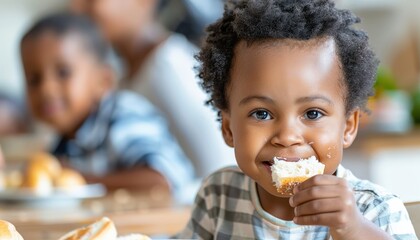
(0, 187, 192, 240)
(0, 135, 193, 239)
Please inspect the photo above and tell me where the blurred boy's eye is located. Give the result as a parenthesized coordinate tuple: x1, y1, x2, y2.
(251, 110, 273, 120)
(56, 65, 71, 80)
(304, 110, 324, 120)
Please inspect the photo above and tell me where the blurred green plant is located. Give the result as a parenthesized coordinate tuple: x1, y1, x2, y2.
(411, 85, 420, 124)
(374, 66, 398, 97)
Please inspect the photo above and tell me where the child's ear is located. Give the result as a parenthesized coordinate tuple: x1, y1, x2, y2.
(343, 108, 360, 148)
(221, 110, 234, 147)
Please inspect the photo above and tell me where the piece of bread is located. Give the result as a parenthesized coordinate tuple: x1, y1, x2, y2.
(21, 152, 61, 194)
(4, 170, 23, 189)
(54, 168, 86, 189)
(0, 220, 24, 240)
(21, 166, 53, 195)
(58, 217, 117, 240)
(271, 156, 325, 195)
(21, 152, 86, 193)
(59, 217, 151, 240)
(27, 152, 62, 179)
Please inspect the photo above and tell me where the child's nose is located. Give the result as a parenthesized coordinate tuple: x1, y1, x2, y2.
(270, 119, 304, 147)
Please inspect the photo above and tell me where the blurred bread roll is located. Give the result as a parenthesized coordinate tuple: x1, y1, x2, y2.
(21, 167, 53, 195)
(0, 220, 24, 240)
(21, 152, 86, 193)
(54, 168, 86, 189)
(27, 152, 62, 179)
(4, 170, 23, 189)
(21, 152, 59, 194)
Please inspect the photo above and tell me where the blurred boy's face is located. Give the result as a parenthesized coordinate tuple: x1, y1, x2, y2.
(21, 32, 110, 137)
(222, 38, 359, 198)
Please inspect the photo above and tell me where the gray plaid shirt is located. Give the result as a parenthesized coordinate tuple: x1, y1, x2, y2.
(177, 165, 417, 239)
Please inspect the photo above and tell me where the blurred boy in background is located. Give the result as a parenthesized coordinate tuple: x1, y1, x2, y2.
(20, 13, 194, 197)
(70, 0, 236, 179)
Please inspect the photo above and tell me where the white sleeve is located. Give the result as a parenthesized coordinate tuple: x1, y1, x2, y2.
(128, 35, 236, 178)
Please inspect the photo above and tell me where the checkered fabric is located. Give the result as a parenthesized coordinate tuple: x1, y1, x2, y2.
(52, 91, 194, 197)
(176, 165, 417, 239)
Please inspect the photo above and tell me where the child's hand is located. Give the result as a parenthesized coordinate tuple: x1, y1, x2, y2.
(289, 174, 388, 239)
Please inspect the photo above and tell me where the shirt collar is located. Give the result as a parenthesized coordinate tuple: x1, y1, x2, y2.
(53, 92, 116, 153)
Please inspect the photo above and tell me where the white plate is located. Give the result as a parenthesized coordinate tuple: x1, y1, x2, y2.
(0, 184, 106, 206)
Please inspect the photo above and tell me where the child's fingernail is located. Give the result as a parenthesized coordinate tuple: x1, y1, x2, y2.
(293, 186, 299, 194)
(289, 196, 294, 206)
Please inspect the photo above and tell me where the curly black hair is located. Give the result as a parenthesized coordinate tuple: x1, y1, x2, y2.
(197, 0, 378, 119)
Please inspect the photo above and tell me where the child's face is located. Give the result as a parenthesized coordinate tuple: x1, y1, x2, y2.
(222, 38, 359, 198)
(21, 32, 111, 137)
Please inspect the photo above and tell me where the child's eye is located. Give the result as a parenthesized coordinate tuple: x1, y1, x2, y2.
(304, 110, 324, 120)
(250, 110, 273, 120)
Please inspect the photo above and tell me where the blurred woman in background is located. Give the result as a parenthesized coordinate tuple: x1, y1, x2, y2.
(70, 0, 235, 179)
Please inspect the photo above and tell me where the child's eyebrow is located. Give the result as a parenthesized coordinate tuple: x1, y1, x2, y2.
(296, 95, 334, 106)
(239, 95, 275, 106)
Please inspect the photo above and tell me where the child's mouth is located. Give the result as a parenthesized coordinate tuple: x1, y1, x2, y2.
(263, 160, 274, 167)
(261, 157, 301, 172)
(262, 160, 274, 172)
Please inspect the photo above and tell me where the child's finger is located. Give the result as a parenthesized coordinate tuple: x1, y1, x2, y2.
(289, 185, 345, 207)
(293, 211, 348, 228)
(294, 174, 346, 192)
(293, 198, 345, 217)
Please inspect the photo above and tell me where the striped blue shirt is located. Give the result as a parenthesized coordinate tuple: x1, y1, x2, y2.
(177, 165, 417, 239)
(52, 91, 194, 197)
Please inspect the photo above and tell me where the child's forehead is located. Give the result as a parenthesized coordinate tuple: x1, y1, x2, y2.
(22, 30, 93, 59)
(232, 37, 340, 74)
(23, 30, 87, 51)
(228, 37, 346, 100)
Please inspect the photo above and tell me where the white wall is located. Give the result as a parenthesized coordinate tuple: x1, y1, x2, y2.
(344, 147, 420, 202)
(0, 0, 419, 98)
(337, 0, 414, 66)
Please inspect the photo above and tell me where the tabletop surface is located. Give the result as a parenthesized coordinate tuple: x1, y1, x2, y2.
(0, 188, 191, 240)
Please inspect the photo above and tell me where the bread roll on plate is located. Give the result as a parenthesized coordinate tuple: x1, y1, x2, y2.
(21, 152, 61, 194)
(21, 166, 53, 195)
(271, 156, 325, 196)
(54, 168, 86, 189)
(21, 152, 86, 194)
(59, 217, 151, 240)
(27, 152, 62, 179)
(0, 220, 23, 240)
(59, 217, 117, 240)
